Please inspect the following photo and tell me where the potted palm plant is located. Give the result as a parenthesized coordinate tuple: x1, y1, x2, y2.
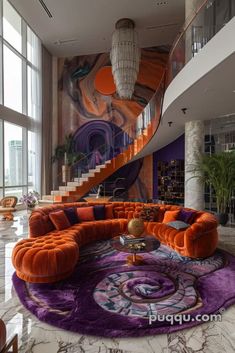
(191, 151, 235, 225)
(52, 134, 85, 183)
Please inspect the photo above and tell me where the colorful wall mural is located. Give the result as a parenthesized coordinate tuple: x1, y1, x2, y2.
(57, 46, 169, 199)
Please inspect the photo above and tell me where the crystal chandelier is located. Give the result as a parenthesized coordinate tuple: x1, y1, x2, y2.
(110, 18, 140, 100)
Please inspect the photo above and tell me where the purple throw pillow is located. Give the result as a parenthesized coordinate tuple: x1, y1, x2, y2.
(94, 205, 105, 220)
(64, 207, 79, 225)
(178, 209, 196, 224)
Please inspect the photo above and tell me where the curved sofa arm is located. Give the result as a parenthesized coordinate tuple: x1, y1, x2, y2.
(185, 213, 218, 240)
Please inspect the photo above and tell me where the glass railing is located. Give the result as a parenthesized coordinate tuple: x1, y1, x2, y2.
(167, 0, 235, 84)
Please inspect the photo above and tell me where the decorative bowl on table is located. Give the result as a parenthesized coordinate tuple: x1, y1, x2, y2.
(127, 242, 146, 251)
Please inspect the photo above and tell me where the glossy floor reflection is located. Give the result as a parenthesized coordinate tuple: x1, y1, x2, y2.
(0, 211, 235, 353)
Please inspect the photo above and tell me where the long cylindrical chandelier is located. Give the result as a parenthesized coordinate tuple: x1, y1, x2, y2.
(110, 18, 140, 100)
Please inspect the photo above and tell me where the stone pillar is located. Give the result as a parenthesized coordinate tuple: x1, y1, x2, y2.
(185, 120, 205, 210)
(185, 0, 204, 19)
(185, 0, 205, 63)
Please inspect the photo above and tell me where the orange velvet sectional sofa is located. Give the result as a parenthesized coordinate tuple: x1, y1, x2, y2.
(12, 202, 218, 283)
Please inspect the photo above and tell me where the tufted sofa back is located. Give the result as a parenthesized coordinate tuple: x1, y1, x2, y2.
(29, 202, 201, 237)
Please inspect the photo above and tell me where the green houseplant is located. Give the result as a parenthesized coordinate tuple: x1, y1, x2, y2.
(52, 134, 85, 182)
(192, 151, 235, 225)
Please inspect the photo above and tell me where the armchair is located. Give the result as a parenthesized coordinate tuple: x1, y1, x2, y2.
(0, 197, 18, 221)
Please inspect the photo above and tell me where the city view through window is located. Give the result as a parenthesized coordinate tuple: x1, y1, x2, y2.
(0, 0, 41, 200)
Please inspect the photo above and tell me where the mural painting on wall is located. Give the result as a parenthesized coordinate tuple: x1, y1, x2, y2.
(58, 46, 168, 199)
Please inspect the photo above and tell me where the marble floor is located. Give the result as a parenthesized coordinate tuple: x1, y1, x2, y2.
(0, 211, 235, 353)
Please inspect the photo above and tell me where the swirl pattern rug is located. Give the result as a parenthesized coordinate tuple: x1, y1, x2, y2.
(13, 241, 235, 337)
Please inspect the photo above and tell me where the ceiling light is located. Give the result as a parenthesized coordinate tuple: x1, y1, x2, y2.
(146, 23, 178, 30)
(156, 1, 168, 5)
(110, 18, 140, 100)
(38, 0, 53, 18)
(53, 39, 79, 46)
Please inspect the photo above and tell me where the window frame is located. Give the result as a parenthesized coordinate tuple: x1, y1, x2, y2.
(0, 0, 42, 198)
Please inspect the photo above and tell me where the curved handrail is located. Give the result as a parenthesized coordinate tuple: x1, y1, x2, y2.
(169, 0, 209, 62)
(167, 0, 234, 84)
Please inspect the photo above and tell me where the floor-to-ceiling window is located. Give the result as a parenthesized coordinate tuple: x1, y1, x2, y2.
(0, 0, 42, 199)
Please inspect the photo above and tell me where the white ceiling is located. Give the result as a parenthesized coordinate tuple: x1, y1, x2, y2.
(10, 0, 185, 56)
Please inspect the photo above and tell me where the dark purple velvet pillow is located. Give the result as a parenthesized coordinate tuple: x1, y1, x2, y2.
(93, 205, 105, 220)
(177, 209, 196, 224)
(64, 207, 79, 225)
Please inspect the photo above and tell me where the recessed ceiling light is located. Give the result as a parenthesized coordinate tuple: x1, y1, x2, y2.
(38, 0, 53, 18)
(146, 23, 178, 30)
(232, 90, 235, 93)
(156, 1, 168, 5)
(54, 39, 79, 46)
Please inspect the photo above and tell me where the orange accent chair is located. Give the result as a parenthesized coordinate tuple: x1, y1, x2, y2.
(12, 202, 218, 283)
(0, 197, 18, 221)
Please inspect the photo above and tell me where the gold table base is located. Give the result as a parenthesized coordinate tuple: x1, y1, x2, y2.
(126, 253, 144, 266)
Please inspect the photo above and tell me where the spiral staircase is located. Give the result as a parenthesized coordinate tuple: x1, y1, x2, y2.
(41, 67, 166, 204)
(42, 121, 159, 203)
(40, 0, 235, 204)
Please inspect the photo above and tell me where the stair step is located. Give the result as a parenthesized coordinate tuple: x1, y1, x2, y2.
(81, 172, 95, 178)
(38, 199, 61, 205)
(51, 190, 69, 196)
(105, 160, 111, 164)
(74, 177, 88, 182)
(89, 169, 98, 173)
(41, 195, 54, 201)
(96, 164, 106, 170)
(67, 181, 83, 187)
(59, 186, 77, 192)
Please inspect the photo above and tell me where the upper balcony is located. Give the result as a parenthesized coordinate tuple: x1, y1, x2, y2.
(136, 0, 235, 157)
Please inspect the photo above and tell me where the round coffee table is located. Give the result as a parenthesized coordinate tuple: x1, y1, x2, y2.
(111, 235, 160, 266)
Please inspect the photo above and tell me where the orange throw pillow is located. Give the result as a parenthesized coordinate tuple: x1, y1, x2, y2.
(105, 204, 114, 219)
(162, 210, 179, 223)
(49, 210, 70, 230)
(77, 206, 95, 222)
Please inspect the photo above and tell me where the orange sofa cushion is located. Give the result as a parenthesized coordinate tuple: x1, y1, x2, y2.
(12, 234, 79, 283)
(49, 210, 70, 230)
(105, 204, 114, 219)
(77, 206, 95, 221)
(162, 210, 179, 223)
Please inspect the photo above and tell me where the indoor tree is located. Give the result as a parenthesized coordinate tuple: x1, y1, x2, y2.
(191, 151, 235, 224)
(52, 134, 86, 182)
(52, 133, 85, 166)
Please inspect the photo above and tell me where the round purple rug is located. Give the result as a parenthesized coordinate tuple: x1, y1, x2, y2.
(12, 240, 235, 337)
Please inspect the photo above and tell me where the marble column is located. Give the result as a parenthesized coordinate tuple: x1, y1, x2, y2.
(185, 0, 205, 62)
(185, 120, 205, 210)
(185, 0, 204, 18)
